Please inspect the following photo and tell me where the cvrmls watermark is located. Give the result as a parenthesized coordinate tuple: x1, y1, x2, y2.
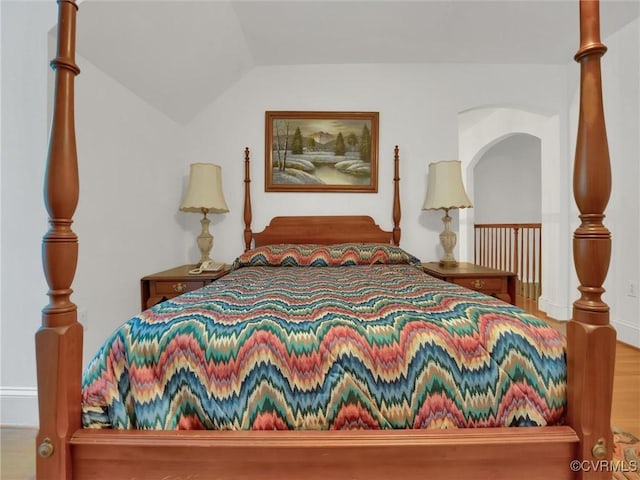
(570, 460, 639, 473)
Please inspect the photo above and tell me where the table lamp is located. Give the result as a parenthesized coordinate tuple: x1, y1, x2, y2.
(180, 163, 229, 267)
(422, 160, 473, 268)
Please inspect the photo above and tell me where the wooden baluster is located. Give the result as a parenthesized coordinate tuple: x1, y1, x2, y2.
(492, 228, 497, 269)
(538, 226, 542, 299)
(486, 228, 489, 267)
(501, 227, 506, 271)
(504, 227, 508, 271)
(484, 228, 488, 267)
(524, 229, 528, 297)
(531, 229, 540, 300)
(36, 1, 82, 478)
(507, 228, 512, 272)
(512, 227, 520, 295)
(567, 1, 616, 477)
(530, 228, 535, 300)
(474, 227, 477, 264)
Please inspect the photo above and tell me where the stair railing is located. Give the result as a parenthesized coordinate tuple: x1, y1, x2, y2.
(473, 223, 542, 301)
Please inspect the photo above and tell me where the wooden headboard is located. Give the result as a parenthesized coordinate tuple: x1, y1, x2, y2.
(253, 215, 394, 247)
(243, 146, 402, 250)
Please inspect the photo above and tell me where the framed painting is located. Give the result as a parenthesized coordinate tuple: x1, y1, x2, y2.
(265, 111, 379, 192)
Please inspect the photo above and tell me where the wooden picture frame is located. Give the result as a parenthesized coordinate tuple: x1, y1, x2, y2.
(265, 111, 379, 192)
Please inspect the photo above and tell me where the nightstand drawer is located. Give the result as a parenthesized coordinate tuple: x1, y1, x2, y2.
(141, 264, 230, 311)
(152, 280, 206, 296)
(421, 262, 516, 305)
(453, 277, 505, 293)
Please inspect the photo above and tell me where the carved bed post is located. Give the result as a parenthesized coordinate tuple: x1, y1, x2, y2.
(36, 0, 82, 479)
(244, 147, 253, 251)
(392, 145, 401, 246)
(567, 1, 617, 477)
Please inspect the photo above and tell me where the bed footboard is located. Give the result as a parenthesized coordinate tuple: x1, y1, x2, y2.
(69, 427, 578, 480)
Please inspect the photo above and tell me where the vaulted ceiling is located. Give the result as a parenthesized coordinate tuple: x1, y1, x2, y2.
(73, 1, 640, 124)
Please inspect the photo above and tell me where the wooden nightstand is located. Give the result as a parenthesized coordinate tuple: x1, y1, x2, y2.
(140, 264, 230, 311)
(421, 262, 516, 305)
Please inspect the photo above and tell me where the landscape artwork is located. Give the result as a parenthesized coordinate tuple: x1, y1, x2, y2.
(265, 111, 379, 192)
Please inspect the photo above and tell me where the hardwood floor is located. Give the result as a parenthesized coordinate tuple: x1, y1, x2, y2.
(0, 426, 35, 480)
(611, 341, 640, 435)
(2, 301, 638, 480)
(517, 296, 640, 435)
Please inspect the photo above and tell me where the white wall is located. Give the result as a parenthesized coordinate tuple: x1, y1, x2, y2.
(569, 18, 640, 348)
(73, 53, 187, 364)
(1, 1, 57, 426)
(184, 63, 568, 266)
(0, 2, 186, 425)
(473, 134, 542, 224)
(458, 107, 571, 321)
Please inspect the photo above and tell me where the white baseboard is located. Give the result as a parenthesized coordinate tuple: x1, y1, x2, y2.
(537, 299, 640, 347)
(612, 320, 640, 349)
(537, 296, 571, 321)
(0, 387, 38, 427)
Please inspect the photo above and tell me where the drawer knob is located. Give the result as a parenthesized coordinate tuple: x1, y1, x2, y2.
(38, 438, 54, 458)
(173, 283, 187, 293)
(472, 279, 485, 289)
(592, 438, 607, 459)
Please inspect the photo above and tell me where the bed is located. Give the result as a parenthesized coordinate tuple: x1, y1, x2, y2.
(36, 1, 616, 479)
(81, 241, 566, 431)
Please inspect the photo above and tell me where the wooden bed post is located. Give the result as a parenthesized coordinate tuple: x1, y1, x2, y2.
(243, 147, 253, 251)
(567, 1, 617, 478)
(35, 0, 82, 479)
(392, 145, 401, 246)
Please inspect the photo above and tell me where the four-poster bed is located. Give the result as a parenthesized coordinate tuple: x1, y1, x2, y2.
(36, 1, 616, 479)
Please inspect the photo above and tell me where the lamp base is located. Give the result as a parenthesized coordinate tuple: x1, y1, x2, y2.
(439, 259, 459, 268)
(196, 212, 214, 265)
(439, 209, 459, 268)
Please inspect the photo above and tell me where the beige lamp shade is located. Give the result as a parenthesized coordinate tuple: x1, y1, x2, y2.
(422, 160, 472, 268)
(180, 163, 229, 214)
(422, 160, 473, 211)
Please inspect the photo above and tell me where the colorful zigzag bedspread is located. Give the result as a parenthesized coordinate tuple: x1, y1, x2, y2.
(81, 244, 566, 430)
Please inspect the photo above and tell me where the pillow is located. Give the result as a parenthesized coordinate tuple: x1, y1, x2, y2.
(231, 243, 421, 269)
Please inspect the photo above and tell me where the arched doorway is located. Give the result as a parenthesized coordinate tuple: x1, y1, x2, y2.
(457, 107, 572, 320)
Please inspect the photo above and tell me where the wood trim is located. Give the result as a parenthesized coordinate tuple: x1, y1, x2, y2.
(474, 223, 541, 229)
(253, 215, 394, 246)
(69, 427, 578, 480)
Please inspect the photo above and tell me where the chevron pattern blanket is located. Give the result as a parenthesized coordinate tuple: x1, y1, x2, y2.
(82, 246, 565, 430)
